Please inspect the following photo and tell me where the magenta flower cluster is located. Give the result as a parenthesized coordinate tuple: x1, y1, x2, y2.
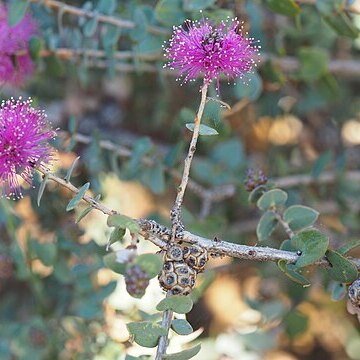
(164, 17, 259, 88)
(0, 98, 56, 199)
(0, 4, 37, 86)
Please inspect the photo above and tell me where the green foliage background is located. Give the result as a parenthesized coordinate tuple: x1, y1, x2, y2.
(1, 0, 360, 359)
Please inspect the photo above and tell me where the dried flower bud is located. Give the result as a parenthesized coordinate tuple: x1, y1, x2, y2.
(124, 264, 150, 299)
(348, 278, 360, 308)
(244, 168, 268, 192)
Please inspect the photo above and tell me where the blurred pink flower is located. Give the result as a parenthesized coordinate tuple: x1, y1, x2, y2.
(164, 17, 260, 90)
(0, 3, 37, 86)
(0, 98, 56, 199)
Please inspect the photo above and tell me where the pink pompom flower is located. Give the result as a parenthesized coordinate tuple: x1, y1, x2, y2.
(164, 16, 260, 90)
(0, 98, 56, 199)
(0, 3, 37, 86)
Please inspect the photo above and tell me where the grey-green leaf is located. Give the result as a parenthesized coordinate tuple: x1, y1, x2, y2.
(256, 211, 278, 241)
(133, 253, 163, 279)
(292, 229, 329, 268)
(257, 189, 288, 211)
(338, 239, 360, 255)
(37, 174, 49, 207)
(156, 296, 193, 314)
(106, 227, 126, 250)
(265, 0, 301, 16)
(107, 214, 140, 233)
(75, 205, 94, 224)
(103, 253, 126, 275)
(163, 344, 201, 360)
(127, 321, 166, 348)
(278, 260, 311, 286)
(185, 123, 219, 136)
(66, 182, 90, 211)
(8, 0, 28, 26)
(65, 156, 81, 183)
(171, 319, 193, 335)
(326, 249, 358, 283)
(283, 205, 319, 231)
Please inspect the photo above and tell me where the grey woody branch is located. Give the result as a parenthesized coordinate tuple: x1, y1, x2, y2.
(38, 169, 360, 270)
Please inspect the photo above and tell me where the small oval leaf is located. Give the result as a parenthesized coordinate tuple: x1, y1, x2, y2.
(133, 253, 163, 279)
(326, 249, 358, 283)
(103, 253, 126, 275)
(156, 295, 193, 314)
(37, 173, 49, 207)
(66, 182, 90, 211)
(283, 205, 319, 231)
(292, 229, 329, 268)
(171, 319, 193, 335)
(127, 321, 166, 348)
(257, 189, 288, 211)
(163, 344, 201, 360)
(256, 211, 278, 241)
(185, 123, 219, 136)
(107, 214, 140, 233)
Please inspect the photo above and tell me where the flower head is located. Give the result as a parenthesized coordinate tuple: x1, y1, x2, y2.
(0, 4, 37, 86)
(0, 98, 56, 199)
(164, 16, 259, 89)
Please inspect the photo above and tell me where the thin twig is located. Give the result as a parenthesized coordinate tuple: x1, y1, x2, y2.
(170, 84, 209, 240)
(272, 209, 295, 239)
(38, 48, 360, 77)
(30, 0, 168, 35)
(155, 295, 173, 360)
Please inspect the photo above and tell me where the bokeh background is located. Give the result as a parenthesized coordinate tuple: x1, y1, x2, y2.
(1, 0, 360, 359)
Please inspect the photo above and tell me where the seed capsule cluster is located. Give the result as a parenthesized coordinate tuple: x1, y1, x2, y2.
(158, 243, 208, 295)
(349, 279, 360, 308)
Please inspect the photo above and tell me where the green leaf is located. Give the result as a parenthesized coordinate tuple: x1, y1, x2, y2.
(37, 174, 49, 207)
(29, 36, 43, 61)
(75, 206, 93, 224)
(163, 344, 201, 360)
(265, 0, 301, 16)
(248, 185, 267, 204)
(66, 183, 90, 211)
(323, 13, 359, 39)
(103, 253, 126, 275)
(278, 260, 311, 286)
(141, 162, 166, 194)
(298, 47, 329, 82)
(338, 239, 360, 255)
(8, 0, 28, 26)
(185, 123, 219, 136)
(284, 311, 308, 339)
(127, 321, 166, 348)
(65, 156, 81, 183)
(106, 227, 126, 250)
(257, 189, 288, 211)
(330, 282, 346, 301)
(156, 296, 193, 314)
(292, 229, 329, 268)
(311, 150, 332, 178)
(107, 214, 140, 233)
(155, 0, 186, 26)
(256, 211, 278, 241)
(97, 0, 116, 14)
(283, 205, 319, 231)
(83, 16, 98, 37)
(133, 254, 163, 279)
(101, 24, 121, 50)
(233, 72, 263, 101)
(183, 0, 216, 11)
(326, 249, 358, 283)
(171, 319, 193, 335)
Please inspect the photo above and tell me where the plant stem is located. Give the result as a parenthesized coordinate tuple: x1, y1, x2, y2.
(170, 83, 209, 240)
(155, 306, 173, 360)
(272, 210, 295, 239)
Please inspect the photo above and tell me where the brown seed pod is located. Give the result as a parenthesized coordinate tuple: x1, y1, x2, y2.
(182, 244, 209, 272)
(158, 261, 197, 296)
(164, 245, 184, 262)
(349, 279, 360, 308)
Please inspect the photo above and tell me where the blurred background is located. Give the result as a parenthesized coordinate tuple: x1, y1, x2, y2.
(1, 0, 360, 359)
